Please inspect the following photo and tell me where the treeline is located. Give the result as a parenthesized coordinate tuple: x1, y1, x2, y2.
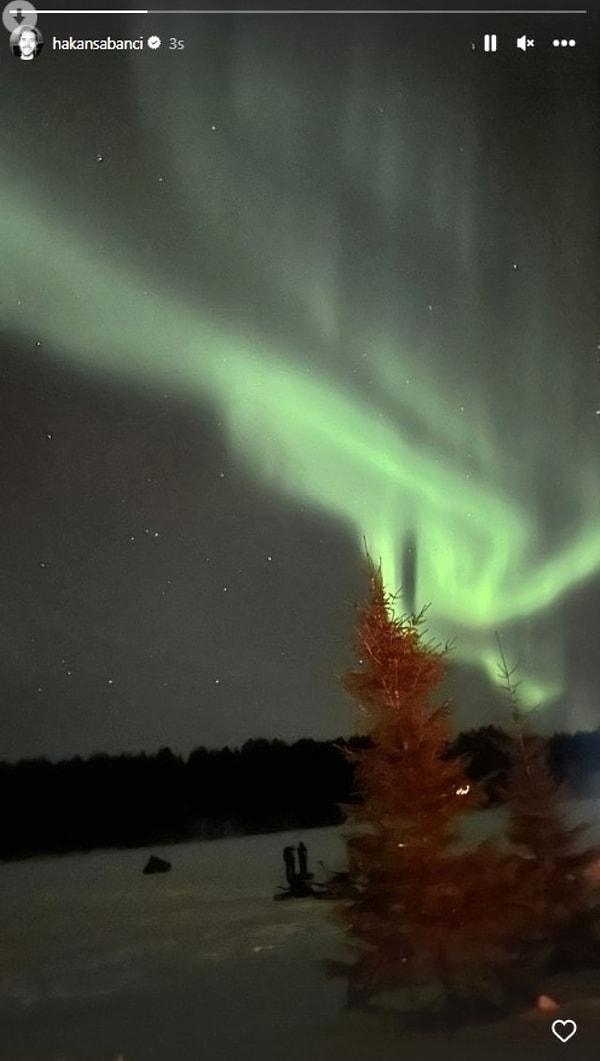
(449, 725, 600, 799)
(1, 728, 599, 860)
(0, 738, 359, 860)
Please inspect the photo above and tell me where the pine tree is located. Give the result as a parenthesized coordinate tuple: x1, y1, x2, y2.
(328, 563, 525, 1019)
(496, 636, 600, 967)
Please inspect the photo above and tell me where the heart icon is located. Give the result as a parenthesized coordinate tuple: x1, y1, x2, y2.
(551, 1019, 577, 1043)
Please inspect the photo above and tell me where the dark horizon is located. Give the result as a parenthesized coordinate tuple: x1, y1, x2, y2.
(3, 725, 599, 863)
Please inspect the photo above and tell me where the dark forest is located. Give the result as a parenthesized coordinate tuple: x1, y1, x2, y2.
(2, 728, 599, 861)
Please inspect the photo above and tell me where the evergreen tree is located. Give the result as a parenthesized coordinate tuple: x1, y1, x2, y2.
(496, 636, 600, 967)
(328, 563, 525, 1018)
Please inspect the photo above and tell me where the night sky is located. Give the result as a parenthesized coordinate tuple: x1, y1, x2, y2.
(1, 9, 598, 762)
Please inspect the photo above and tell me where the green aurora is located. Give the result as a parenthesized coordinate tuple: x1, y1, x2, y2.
(2, 179, 599, 709)
(2, 21, 598, 715)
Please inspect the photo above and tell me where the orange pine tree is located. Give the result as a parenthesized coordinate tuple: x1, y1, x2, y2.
(328, 564, 528, 1018)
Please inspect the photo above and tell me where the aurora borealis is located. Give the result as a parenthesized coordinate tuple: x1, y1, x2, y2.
(1, 10, 598, 759)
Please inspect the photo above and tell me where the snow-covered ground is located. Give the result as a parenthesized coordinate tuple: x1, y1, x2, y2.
(1, 808, 600, 1061)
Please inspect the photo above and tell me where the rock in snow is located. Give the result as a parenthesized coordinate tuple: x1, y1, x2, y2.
(143, 855, 171, 875)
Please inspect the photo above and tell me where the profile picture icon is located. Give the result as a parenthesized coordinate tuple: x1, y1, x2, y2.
(10, 24, 43, 60)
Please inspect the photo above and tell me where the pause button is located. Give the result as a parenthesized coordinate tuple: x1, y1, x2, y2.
(484, 34, 498, 52)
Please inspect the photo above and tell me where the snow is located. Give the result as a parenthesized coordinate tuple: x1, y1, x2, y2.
(1, 811, 600, 1060)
